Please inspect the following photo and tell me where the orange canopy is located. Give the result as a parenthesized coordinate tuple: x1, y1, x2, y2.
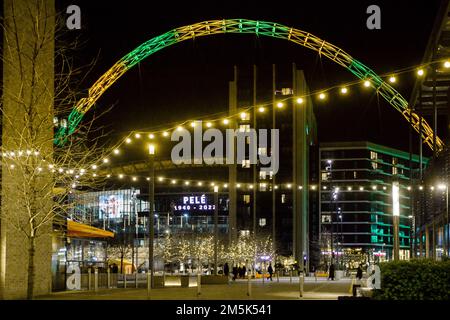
(67, 220, 114, 239)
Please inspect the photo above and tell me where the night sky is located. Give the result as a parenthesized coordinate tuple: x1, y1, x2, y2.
(56, 0, 442, 158)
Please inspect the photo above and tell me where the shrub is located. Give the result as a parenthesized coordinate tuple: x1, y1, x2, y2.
(373, 259, 450, 300)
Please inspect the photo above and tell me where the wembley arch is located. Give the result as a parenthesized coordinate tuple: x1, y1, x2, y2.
(54, 18, 444, 153)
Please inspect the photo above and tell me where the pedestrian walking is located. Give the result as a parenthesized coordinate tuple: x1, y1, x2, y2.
(242, 265, 246, 278)
(267, 263, 274, 281)
(237, 266, 242, 279)
(224, 262, 230, 277)
(232, 265, 238, 281)
(356, 264, 363, 281)
(328, 263, 335, 281)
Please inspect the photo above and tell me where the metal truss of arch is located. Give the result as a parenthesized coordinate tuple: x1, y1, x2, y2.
(55, 19, 444, 153)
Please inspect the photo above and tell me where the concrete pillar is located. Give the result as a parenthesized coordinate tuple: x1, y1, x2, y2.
(293, 70, 311, 271)
(228, 66, 238, 244)
(1, 0, 54, 299)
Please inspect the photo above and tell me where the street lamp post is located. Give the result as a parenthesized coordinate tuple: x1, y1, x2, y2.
(213, 186, 219, 275)
(327, 160, 334, 266)
(148, 144, 155, 288)
(392, 182, 400, 261)
(438, 184, 448, 258)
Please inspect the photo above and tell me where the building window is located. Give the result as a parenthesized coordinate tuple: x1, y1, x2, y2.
(281, 194, 286, 204)
(239, 124, 250, 132)
(281, 88, 293, 95)
(392, 167, 398, 175)
(370, 151, 378, 160)
(240, 230, 250, 237)
(321, 215, 331, 223)
(392, 157, 398, 165)
(353, 171, 357, 179)
(242, 159, 250, 168)
(259, 218, 266, 227)
(243, 195, 250, 204)
(258, 147, 267, 156)
(321, 172, 329, 181)
(259, 183, 267, 192)
(240, 112, 250, 121)
(260, 171, 267, 180)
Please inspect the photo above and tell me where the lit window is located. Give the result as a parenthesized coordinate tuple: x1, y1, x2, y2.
(392, 167, 398, 175)
(239, 124, 250, 132)
(242, 159, 250, 168)
(259, 183, 267, 192)
(281, 88, 293, 95)
(240, 230, 250, 237)
(243, 195, 250, 204)
(321, 172, 329, 181)
(281, 194, 286, 204)
(321, 215, 331, 223)
(259, 171, 267, 180)
(240, 112, 250, 121)
(259, 218, 266, 227)
(258, 147, 267, 156)
(370, 151, 378, 160)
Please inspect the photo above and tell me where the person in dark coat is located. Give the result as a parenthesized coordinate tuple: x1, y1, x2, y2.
(242, 265, 246, 278)
(267, 263, 274, 281)
(237, 266, 242, 279)
(232, 265, 238, 281)
(224, 263, 230, 277)
(112, 263, 119, 274)
(328, 263, 335, 281)
(356, 265, 363, 280)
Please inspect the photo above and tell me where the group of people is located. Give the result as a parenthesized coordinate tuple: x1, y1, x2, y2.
(327, 263, 363, 281)
(223, 262, 274, 281)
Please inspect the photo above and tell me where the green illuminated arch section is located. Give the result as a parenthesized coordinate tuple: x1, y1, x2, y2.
(56, 19, 443, 152)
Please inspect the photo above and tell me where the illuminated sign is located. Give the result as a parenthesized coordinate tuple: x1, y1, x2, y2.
(392, 181, 400, 216)
(174, 194, 215, 212)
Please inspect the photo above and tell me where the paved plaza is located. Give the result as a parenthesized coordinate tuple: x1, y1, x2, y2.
(38, 277, 354, 300)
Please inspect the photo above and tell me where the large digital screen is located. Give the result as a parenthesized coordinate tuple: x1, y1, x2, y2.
(99, 194, 123, 219)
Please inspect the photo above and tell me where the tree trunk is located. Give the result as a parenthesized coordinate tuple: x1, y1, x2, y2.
(120, 253, 124, 274)
(27, 236, 36, 300)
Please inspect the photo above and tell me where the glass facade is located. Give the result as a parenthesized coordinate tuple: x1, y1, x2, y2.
(319, 142, 421, 267)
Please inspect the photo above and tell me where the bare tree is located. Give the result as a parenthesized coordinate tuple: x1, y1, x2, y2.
(1, 3, 111, 299)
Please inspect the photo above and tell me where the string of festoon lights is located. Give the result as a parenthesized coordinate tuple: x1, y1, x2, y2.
(1, 144, 448, 193)
(2, 59, 449, 191)
(107, 58, 450, 155)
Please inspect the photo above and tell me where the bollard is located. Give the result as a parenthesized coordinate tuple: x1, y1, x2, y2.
(299, 272, 304, 298)
(135, 272, 139, 288)
(88, 268, 92, 291)
(94, 268, 98, 292)
(290, 270, 292, 283)
(197, 273, 201, 296)
(147, 273, 151, 298)
(247, 273, 252, 297)
(107, 268, 111, 289)
(349, 276, 355, 294)
(124, 273, 127, 289)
